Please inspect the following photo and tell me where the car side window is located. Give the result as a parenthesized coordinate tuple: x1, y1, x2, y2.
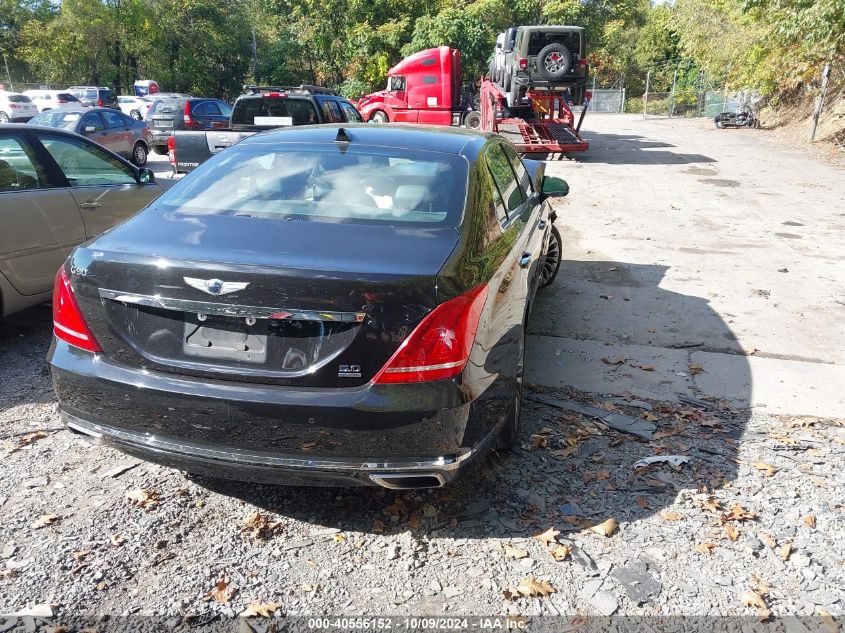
(39, 135, 137, 187)
(81, 112, 104, 132)
(486, 144, 526, 217)
(321, 100, 344, 123)
(501, 143, 533, 195)
(193, 102, 222, 116)
(340, 102, 362, 122)
(0, 136, 48, 192)
(101, 110, 126, 129)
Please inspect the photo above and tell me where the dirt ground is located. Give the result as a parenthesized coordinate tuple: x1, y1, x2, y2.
(1, 114, 843, 629)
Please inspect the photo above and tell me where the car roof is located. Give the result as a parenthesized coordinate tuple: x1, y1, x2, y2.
(1, 123, 84, 135)
(0, 91, 26, 98)
(240, 123, 495, 159)
(519, 25, 584, 32)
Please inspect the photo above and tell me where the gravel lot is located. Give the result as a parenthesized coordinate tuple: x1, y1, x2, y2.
(1, 115, 844, 628)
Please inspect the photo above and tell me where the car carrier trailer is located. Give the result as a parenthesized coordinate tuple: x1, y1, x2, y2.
(479, 78, 589, 154)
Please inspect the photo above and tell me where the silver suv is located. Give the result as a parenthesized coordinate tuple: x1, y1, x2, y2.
(501, 25, 588, 107)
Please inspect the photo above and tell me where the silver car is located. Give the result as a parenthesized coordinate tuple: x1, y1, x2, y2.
(0, 124, 164, 316)
(28, 108, 154, 166)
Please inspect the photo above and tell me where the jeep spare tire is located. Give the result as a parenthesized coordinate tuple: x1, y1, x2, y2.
(538, 43, 572, 81)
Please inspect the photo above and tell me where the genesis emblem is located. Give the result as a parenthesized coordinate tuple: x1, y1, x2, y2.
(183, 277, 249, 296)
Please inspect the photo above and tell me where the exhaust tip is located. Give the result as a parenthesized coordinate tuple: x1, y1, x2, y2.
(369, 473, 446, 489)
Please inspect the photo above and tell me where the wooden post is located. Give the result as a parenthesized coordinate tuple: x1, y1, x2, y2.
(643, 71, 650, 118)
(669, 65, 678, 118)
(810, 63, 831, 142)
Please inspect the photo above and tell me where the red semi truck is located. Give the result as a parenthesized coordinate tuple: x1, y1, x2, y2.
(357, 46, 588, 155)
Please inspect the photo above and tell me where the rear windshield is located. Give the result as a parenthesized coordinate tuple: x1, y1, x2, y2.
(528, 31, 582, 56)
(57, 93, 78, 101)
(148, 99, 182, 115)
(230, 97, 318, 129)
(8, 95, 32, 103)
(29, 111, 81, 131)
(155, 144, 468, 226)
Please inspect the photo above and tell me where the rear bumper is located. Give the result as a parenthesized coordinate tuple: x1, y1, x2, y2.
(151, 131, 172, 146)
(49, 341, 507, 487)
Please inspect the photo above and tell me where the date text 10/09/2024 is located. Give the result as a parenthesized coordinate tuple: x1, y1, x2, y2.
(306, 618, 528, 630)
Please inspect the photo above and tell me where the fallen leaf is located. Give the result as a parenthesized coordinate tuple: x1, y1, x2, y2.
(724, 524, 740, 541)
(769, 433, 799, 446)
(16, 431, 49, 448)
(110, 533, 126, 547)
(688, 363, 705, 375)
(126, 489, 159, 509)
(660, 510, 683, 521)
(0, 568, 15, 579)
(240, 512, 282, 539)
(642, 412, 660, 422)
(599, 294, 613, 300)
(333, 533, 347, 543)
(601, 356, 626, 365)
(204, 578, 237, 604)
(589, 518, 618, 537)
(740, 589, 770, 618)
(647, 327, 656, 333)
(638, 364, 656, 372)
(696, 542, 716, 554)
(551, 447, 578, 458)
(778, 543, 792, 561)
(531, 434, 548, 449)
(635, 496, 651, 509)
(595, 470, 610, 481)
(722, 504, 755, 522)
(406, 515, 422, 529)
(301, 583, 318, 592)
(502, 576, 556, 599)
(372, 519, 386, 534)
(95, 581, 108, 591)
(803, 515, 816, 529)
(45, 627, 68, 633)
(240, 602, 281, 618)
(753, 462, 778, 477)
(502, 544, 529, 559)
(32, 514, 59, 529)
(550, 544, 572, 562)
(533, 527, 560, 544)
(72, 550, 91, 563)
(759, 533, 776, 548)
(697, 496, 722, 513)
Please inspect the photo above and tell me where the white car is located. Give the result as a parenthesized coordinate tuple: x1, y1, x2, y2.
(117, 95, 155, 120)
(22, 89, 85, 112)
(0, 92, 39, 122)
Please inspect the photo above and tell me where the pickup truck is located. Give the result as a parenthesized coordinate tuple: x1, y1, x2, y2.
(169, 86, 363, 174)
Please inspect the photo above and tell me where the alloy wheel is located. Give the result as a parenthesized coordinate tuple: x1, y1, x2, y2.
(545, 52, 565, 73)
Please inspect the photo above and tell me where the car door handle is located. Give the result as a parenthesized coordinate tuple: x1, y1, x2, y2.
(79, 202, 101, 209)
(538, 219, 547, 230)
(519, 252, 532, 268)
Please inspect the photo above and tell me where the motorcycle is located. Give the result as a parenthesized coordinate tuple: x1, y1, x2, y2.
(714, 106, 760, 129)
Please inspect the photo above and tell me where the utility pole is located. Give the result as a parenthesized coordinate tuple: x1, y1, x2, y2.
(251, 28, 258, 83)
(643, 70, 650, 118)
(669, 64, 678, 118)
(810, 63, 831, 142)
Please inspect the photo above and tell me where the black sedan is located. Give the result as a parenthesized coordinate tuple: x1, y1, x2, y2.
(28, 108, 154, 166)
(48, 124, 567, 488)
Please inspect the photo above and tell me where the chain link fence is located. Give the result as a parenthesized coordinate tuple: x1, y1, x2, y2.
(587, 76, 626, 114)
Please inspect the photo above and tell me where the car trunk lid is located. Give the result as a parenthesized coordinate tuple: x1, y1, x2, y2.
(72, 212, 458, 387)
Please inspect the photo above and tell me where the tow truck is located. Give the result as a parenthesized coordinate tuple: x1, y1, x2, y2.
(357, 46, 589, 155)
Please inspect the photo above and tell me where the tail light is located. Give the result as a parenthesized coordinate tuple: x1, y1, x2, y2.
(372, 284, 488, 384)
(518, 57, 528, 70)
(585, 90, 593, 102)
(167, 134, 176, 166)
(97, 99, 104, 106)
(183, 101, 195, 127)
(57, 97, 67, 104)
(263, 92, 287, 99)
(578, 58, 588, 68)
(9, 103, 20, 109)
(53, 267, 101, 353)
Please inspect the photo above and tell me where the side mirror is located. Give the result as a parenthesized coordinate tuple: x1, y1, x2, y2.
(541, 176, 569, 198)
(84, 126, 96, 133)
(138, 168, 155, 184)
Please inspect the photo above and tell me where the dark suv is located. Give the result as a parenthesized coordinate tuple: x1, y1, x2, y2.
(147, 97, 233, 154)
(501, 25, 588, 107)
(67, 86, 119, 109)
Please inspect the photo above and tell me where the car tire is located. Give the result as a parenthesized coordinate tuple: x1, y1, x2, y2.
(539, 225, 562, 288)
(496, 325, 525, 451)
(130, 110, 142, 120)
(152, 145, 168, 156)
(370, 110, 389, 124)
(715, 120, 726, 129)
(503, 71, 511, 92)
(538, 43, 573, 81)
(464, 110, 481, 129)
(0, 112, 9, 123)
(132, 142, 148, 167)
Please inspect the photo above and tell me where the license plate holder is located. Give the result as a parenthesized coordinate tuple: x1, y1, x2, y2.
(183, 315, 268, 363)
